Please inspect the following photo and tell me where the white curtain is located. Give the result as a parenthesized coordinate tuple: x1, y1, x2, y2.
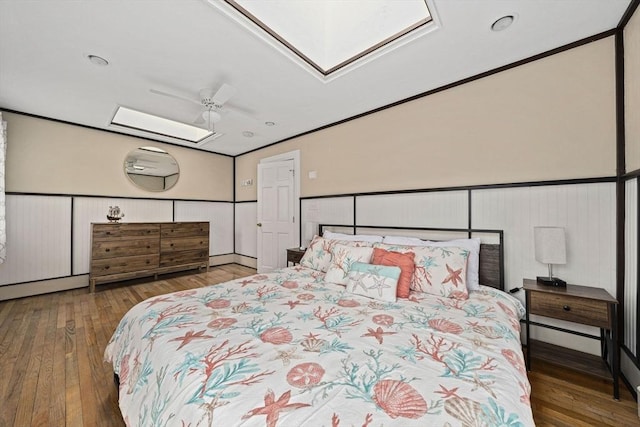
(0, 113, 6, 263)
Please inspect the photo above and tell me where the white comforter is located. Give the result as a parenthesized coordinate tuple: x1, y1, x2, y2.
(105, 266, 533, 427)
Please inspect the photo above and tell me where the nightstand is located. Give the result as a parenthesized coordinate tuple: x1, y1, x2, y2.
(286, 247, 306, 266)
(523, 279, 619, 399)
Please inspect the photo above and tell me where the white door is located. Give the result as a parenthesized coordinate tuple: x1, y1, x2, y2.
(257, 159, 295, 273)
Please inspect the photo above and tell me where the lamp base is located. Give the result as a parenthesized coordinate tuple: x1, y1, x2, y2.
(536, 276, 567, 287)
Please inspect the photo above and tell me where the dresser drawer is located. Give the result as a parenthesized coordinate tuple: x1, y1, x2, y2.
(160, 249, 208, 267)
(93, 223, 160, 241)
(161, 236, 209, 252)
(91, 254, 159, 277)
(529, 291, 611, 329)
(161, 222, 209, 238)
(92, 237, 159, 259)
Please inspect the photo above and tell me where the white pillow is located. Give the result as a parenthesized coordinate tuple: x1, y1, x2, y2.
(324, 230, 383, 243)
(325, 244, 374, 285)
(382, 235, 428, 246)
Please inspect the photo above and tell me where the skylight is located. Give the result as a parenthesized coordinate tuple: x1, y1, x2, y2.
(111, 106, 213, 143)
(224, 0, 432, 76)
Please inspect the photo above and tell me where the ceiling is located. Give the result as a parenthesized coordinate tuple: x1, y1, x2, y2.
(0, 0, 633, 157)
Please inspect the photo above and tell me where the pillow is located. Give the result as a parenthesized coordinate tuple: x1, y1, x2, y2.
(300, 235, 374, 272)
(324, 230, 383, 243)
(425, 238, 481, 291)
(325, 244, 374, 285)
(371, 248, 415, 298)
(382, 235, 427, 246)
(411, 246, 470, 299)
(346, 262, 400, 302)
(376, 237, 481, 291)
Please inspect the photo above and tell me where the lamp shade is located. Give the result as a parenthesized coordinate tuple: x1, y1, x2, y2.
(534, 226, 566, 265)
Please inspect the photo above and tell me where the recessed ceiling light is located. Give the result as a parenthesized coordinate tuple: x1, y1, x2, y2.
(265, 121, 275, 126)
(242, 131, 254, 138)
(491, 15, 514, 32)
(87, 54, 109, 66)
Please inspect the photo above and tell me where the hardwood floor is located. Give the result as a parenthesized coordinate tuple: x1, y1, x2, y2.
(0, 264, 638, 426)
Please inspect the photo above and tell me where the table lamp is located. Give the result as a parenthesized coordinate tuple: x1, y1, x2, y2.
(534, 226, 567, 287)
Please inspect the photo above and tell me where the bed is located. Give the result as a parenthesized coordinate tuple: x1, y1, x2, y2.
(104, 226, 534, 426)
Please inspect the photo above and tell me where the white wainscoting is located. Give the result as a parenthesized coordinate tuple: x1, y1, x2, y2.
(0, 195, 71, 286)
(235, 202, 257, 258)
(357, 191, 468, 228)
(356, 191, 469, 241)
(472, 183, 616, 294)
(301, 197, 354, 244)
(175, 201, 234, 256)
(625, 178, 638, 354)
(472, 182, 616, 354)
(72, 197, 173, 275)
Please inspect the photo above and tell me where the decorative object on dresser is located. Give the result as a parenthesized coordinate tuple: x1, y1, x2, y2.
(106, 205, 125, 222)
(523, 278, 619, 399)
(90, 222, 209, 292)
(286, 247, 306, 265)
(533, 226, 567, 287)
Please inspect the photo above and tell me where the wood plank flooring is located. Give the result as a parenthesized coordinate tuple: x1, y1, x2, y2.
(0, 264, 638, 426)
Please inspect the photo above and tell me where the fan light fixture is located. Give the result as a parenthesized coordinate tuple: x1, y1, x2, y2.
(203, 109, 222, 132)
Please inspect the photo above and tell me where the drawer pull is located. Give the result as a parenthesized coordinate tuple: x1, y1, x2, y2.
(146, 260, 150, 264)
(105, 266, 110, 270)
(105, 248, 110, 252)
(147, 245, 151, 249)
(563, 305, 571, 311)
(170, 243, 174, 247)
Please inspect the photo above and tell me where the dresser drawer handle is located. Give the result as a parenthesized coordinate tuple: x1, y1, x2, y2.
(170, 243, 174, 247)
(563, 305, 571, 311)
(104, 266, 110, 270)
(147, 245, 151, 249)
(146, 260, 150, 264)
(105, 248, 110, 252)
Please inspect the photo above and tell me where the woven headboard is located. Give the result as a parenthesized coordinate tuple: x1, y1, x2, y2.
(317, 224, 504, 291)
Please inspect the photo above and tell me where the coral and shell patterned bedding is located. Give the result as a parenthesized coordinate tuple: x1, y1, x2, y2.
(104, 266, 534, 427)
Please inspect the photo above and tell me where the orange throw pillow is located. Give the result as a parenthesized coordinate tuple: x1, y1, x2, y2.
(371, 248, 415, 298)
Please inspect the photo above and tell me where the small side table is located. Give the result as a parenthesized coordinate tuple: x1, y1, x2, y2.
(523, 279, 619, 400)
(286, 247, 306, 266)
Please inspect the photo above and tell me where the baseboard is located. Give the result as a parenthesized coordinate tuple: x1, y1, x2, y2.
(234, 254, 257, 269)
(0, 275, 89, 301)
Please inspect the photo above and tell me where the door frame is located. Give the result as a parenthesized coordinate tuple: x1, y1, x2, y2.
(258, 149, 300, 252)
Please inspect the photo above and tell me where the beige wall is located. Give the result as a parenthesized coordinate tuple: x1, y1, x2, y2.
(236, 37, 617, 201)
(5, 112, 233, 201)
(626, 8, 640, 173)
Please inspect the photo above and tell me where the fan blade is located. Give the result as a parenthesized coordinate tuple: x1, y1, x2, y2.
(222, 102, 259, 122)
(150, 88, 200, 106)
(193, 114, 205, 125)
(212, 83, 236, 106)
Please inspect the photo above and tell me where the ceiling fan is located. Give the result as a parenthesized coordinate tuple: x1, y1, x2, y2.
(150, 83, 241, 132)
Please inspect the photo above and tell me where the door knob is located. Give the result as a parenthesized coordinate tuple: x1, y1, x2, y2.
(257, 223, 262, 227)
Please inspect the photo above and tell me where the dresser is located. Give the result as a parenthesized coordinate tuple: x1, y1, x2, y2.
(90, 222, 209, 292)
(523, 279, 619, 399)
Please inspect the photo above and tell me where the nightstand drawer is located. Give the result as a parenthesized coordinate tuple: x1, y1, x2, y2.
(529, 292, 611, 329)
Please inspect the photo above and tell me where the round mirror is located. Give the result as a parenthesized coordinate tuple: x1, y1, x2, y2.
(124, 147, 179, 191)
